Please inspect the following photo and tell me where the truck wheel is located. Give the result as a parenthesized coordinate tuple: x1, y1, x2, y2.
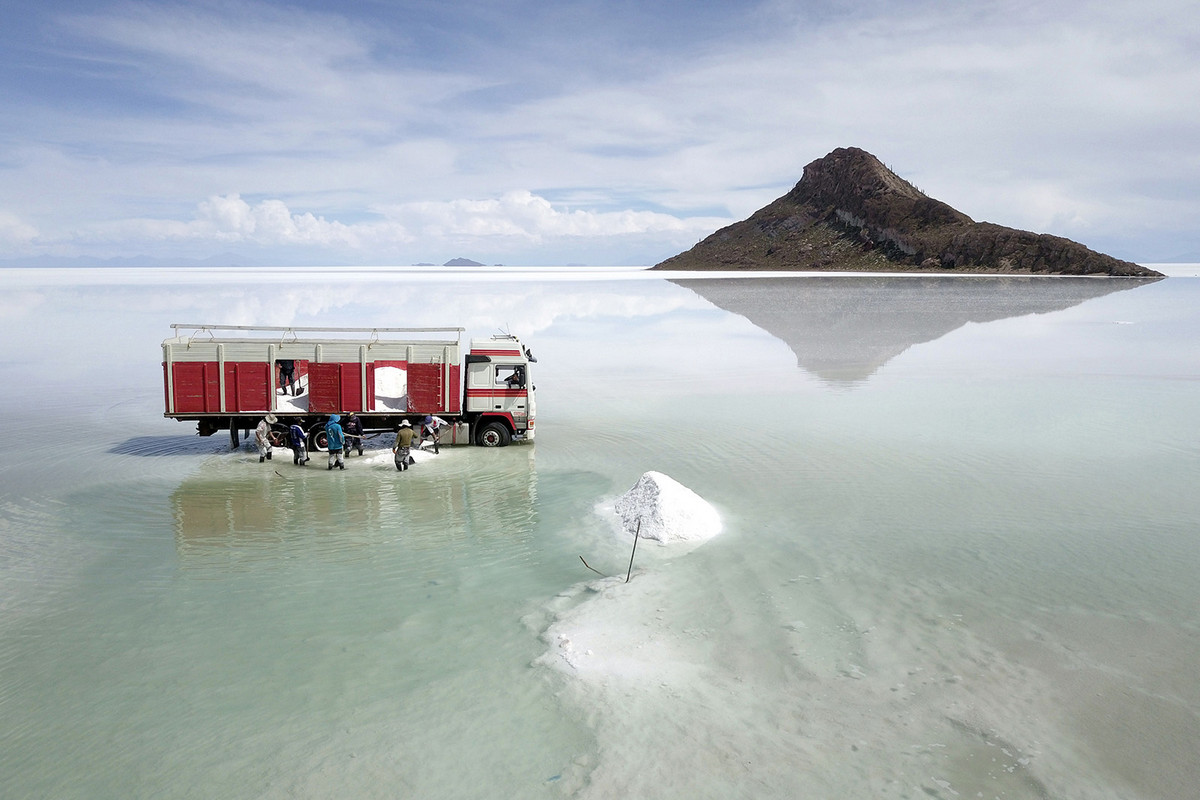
(268, 430, 288, 448)
(308, 429, 329, 452)
(476, 421, 511, 447)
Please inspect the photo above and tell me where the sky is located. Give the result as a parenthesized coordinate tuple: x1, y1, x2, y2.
(1, 0, 1198, 266)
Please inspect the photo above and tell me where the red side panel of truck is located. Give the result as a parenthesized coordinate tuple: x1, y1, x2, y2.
(342, 366, 363, 412)
(308, 363, 364, 413)
(171, 362, 222, 413)
(364, 363, 375, 410)
(447, 364, 461, 413)
(404, 362, 462, 413)
(406, 362, 440, 411)
(223, 362, 270, 413)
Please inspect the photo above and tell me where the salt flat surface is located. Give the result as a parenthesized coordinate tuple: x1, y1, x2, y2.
(3, 269, 1199, 800)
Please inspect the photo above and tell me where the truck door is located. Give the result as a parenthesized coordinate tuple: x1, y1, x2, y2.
(465, 359, 494, 414)
(492, 364, 529, 426)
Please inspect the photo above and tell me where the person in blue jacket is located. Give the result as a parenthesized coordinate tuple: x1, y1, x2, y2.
(325, 414, 345, 470)
(289, 423, 309, 466)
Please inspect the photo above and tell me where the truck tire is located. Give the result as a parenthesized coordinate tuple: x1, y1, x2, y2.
(475, 421, 511, 447)
(308, 428, 329, 452)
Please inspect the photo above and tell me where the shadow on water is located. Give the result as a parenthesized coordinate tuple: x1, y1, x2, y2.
(109, 435, 232, 457)
(672, 275, 1161, 384)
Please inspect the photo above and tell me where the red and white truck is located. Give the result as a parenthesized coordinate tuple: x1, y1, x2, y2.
(162, 324, 536, 449)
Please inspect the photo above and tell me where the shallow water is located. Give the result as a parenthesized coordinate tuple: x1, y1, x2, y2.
(1, 268, 1198, 799)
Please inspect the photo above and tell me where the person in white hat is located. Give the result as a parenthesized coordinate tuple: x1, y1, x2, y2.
(393, 420, 417, 471)
(255, 413, 278, 463)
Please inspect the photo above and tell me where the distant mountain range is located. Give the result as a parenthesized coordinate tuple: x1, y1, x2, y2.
(655, 147, 1162, 277)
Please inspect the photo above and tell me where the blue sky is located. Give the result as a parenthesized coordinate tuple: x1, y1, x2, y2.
(1, 0, 1198, 265)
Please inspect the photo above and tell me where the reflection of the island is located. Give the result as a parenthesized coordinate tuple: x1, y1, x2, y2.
(672, 275, 1160, 384)
(171, 446, 536, 566)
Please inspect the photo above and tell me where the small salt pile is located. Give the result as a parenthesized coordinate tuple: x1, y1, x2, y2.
(613, 471, 721, 544)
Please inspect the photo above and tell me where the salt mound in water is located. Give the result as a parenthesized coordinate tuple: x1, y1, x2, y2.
(613, 471, 720, 543)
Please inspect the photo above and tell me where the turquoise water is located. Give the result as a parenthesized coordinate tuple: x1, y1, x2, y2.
(1, 269, 1198, 799)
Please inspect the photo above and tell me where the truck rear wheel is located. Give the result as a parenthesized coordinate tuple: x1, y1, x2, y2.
(475, 421, 511, 447)
(308, 429, 329, 452)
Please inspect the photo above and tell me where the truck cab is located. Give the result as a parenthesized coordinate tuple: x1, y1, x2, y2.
(464, 335, 536, 446)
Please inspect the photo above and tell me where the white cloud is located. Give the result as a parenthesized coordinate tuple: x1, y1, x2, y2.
(0, 211, 38, 247)
(380, 190, 723, 241)
(3, 0, 1198, 262)
(193, 195, 372, 247)
(75, 193, 400, 253)
(59, 191, 725, 264)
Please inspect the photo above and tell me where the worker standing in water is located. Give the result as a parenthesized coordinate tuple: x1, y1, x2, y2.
(393, 420, 417, 471)
(289, 422, 309, 466)
(343, 411, 364, 456)
(325, 414, 345, 470)
(255, 413, 277, 463)
(420, 414, 449, 454)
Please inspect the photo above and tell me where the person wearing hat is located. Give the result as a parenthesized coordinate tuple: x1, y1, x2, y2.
(419, 414, 448, 454)
(325, 414, 346, 470)
(255, 413, 278, 463)
(288, 422, 309, 466)
(392, 419, 417, 471)
(343, 410, 364, 456)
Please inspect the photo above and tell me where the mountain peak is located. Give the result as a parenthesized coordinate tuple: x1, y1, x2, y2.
(655, 147, 1159, 277)
(789, 147, 970, 230)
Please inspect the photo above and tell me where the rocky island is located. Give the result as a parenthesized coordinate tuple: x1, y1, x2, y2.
(654, 147, 1161, 277)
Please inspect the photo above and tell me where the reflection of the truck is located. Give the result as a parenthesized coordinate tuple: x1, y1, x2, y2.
(171, 445, 536, 565)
